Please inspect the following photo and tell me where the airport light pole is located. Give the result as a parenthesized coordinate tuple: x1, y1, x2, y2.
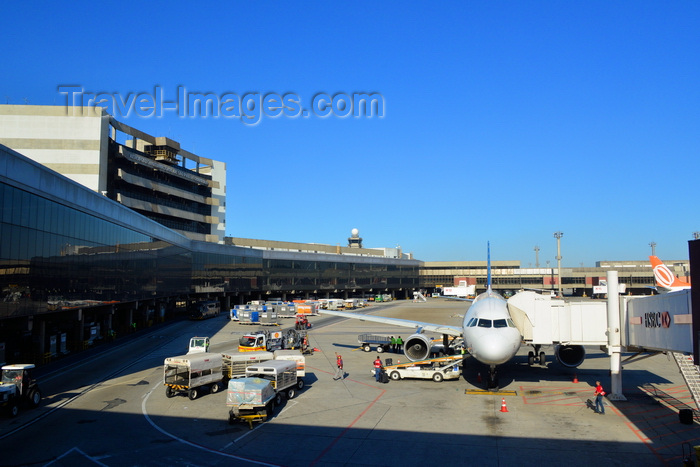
(534, 245, 540, 268)
(694, 232, 700, 240)
(649, 242, 656, 257)
(554, 232, 563, 297)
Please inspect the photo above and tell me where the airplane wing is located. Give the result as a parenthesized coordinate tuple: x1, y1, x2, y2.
(440, 296, 474, 302)
(318, 309, 463, 337)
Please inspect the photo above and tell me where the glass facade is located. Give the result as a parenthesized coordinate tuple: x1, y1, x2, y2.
(262, 258, 418, 293)
(0, 143, 420, 363)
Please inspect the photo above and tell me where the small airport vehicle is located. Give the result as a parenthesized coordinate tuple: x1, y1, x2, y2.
(190, 300, 220, 320)
(295, 314, 310, 330)
(227, 359, 303, 428)
(187, 336, 210, 354)
(358, 334, 392, 353)
(384, 355, 463, 383)
(226, 377, 277, 429)
(221, 350, 274, 381)
(0, 364, 41, 417)
(245, 359, 302, 397)
(238, 329, 308, 353)
(273, 349, 306, 387)
(164, 353, 223, 399)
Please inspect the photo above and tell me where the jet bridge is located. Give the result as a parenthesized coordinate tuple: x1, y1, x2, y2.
(623, 290, 693, 354)
(507, 292, 608, 347)
(507, 291, 608, 368)
(508, 270, 696, 403)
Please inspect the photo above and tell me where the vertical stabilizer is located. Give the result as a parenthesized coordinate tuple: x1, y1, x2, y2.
(487, 242, 492, 292)
(649, 256, 691, 290)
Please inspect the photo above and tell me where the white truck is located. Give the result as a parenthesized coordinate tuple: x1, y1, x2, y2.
(163, 353, 224, 400)
(187, 336, 210, 354)
(273, 349, 306, 386)
(0, 364, 41, 417)
(226, 377, 277, 428)
(226, 359, 302, 428)
(384, 355, 463, 383)
(245, 359, 301, 398)
(238, 329, 308, 353)
(221, 350, 274, 381)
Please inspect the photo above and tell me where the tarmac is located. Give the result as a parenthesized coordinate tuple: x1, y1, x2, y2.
(144, 298, 700, 466)
(8, 297, 700, 466)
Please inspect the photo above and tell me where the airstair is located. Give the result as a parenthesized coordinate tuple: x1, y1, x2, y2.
(412, 291, 427, 302)
(673, 352, 700, 411)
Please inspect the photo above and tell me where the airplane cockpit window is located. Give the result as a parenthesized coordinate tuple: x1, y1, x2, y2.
(507, 319, 516, 328)
(493, 319, 507, 328)
(467, 318, 477, 327)
(477, 319, 492, 328)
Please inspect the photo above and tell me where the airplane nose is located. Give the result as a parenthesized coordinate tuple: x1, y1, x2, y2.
(472, 334, 516, 365)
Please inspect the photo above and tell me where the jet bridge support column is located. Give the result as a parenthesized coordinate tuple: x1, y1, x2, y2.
(607, 271, 626, 401)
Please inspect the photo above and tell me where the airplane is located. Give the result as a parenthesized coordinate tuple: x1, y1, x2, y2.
(319, 244, 524, 388)
(649, 255, 691, 293)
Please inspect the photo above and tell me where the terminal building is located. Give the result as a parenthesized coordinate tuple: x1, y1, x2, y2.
(0, 105, 225, 243)
(419, 259, 684, 297)
(0, 131, 419, 364)
(0, 104, 689, 365)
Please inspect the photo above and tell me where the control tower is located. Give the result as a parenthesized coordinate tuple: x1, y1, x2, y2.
(348, 228, 363, 248)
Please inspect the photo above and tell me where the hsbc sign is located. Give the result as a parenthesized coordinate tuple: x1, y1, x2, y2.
(644, 311, 671, 328)
(626, 290, 692, 353)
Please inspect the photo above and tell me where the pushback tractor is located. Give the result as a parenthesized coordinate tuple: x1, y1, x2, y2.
(0, 364, 41, 417)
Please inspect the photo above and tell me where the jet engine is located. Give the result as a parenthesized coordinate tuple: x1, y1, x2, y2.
(403, 334, 432, 361)
(554, 344, 586, 368)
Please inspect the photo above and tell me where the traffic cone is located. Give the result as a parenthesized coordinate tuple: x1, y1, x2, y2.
(573, 373, 579, 383)
(477, 372, 482, 383)
(313, 348, 321, 352)
(500, 398, 509, 413)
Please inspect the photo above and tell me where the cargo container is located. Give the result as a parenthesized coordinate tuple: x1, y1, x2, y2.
(221, 350, 274, 381)
(163, 353, 223, 400)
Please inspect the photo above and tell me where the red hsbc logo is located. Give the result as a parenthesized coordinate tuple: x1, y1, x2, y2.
(661, 311, 671, 328)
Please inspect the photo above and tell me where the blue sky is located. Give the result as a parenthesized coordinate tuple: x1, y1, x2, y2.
(3, 2, 699, 265)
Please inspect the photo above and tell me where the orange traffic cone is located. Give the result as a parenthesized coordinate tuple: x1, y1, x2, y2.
(500, 398, 509, 413)
(313, 348, 321, 352)
(573, 373, 579, 383)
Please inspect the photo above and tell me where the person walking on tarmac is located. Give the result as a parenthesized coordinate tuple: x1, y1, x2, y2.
(334, 352, 344, 380)
(390, 336, 396, 353)
(374, 356, 383, 382)
(594, 381, 606, 414)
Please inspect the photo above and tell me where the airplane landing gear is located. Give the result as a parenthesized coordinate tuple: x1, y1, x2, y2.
(487, 366, 498, 389)
(528, 346, 546, 366)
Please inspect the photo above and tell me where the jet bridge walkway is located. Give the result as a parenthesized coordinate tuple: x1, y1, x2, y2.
(508, 273, 696, 404)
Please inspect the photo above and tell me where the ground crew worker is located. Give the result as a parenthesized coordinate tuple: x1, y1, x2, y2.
(396, 336, 403, 353)
(390, 336, 396, 352)
(594, 381, 606, 414)
(374, 356, 383, 382)
(334, 352, 344, 380)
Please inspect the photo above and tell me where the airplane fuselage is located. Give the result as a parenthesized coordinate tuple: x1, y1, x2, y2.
(462, 289, 521, 366)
